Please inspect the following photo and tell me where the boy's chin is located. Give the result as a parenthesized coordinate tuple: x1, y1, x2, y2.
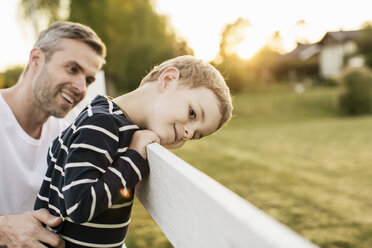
(162, 141, 185, 149)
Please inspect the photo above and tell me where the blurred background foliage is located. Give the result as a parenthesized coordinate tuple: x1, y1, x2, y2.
(356, 22, 372, 69)
(339, 69, 372, 115)
(68, 0, 193, 93)
(18, 0, 193, 94)
(0, 65, 24, 89)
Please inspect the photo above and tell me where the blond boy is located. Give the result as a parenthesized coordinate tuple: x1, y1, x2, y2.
(34, 55, 233, 247)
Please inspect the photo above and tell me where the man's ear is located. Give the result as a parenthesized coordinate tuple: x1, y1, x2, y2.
(157, 67, 180, 92)
(28, 48, 45, 71)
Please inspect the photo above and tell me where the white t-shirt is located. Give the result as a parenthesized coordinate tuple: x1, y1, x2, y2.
(0, 92, 68, 215)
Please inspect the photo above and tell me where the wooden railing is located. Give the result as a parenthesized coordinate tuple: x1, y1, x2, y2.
(136, 143, 319, 248)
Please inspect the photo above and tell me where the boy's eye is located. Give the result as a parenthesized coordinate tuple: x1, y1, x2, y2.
(68, 66, 78, 73)
(189, 107, 196, 119)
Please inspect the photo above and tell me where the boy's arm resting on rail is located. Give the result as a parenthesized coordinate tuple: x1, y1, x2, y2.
(61, 115, 149, 223)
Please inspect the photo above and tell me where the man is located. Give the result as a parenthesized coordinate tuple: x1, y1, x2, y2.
(0, 21, 106, 247)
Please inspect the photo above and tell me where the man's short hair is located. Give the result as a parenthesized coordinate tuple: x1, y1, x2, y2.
(34, 21, 106, 63)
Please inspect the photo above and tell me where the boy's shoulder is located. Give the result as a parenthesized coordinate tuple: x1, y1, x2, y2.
(73, 95, 135, 129)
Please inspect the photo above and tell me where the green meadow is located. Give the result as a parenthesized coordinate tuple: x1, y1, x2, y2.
(126, 87, 372, 248)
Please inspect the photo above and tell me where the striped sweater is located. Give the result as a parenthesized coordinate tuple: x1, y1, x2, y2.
(34, 95, 149, 248)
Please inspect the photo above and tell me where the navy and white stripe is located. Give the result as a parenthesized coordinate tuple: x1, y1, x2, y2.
(35, 95, 149, 248)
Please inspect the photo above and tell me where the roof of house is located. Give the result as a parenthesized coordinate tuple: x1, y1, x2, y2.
(280, 42, 320, 60)
(318, 30, 361, 44)
(281, 30, 361, 60)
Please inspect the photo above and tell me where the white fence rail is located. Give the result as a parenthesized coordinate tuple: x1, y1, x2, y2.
(136, 143, 319, 248)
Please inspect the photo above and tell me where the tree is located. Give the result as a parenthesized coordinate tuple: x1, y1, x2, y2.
(18, 0, 193, 93)
(213, 18, 251, 92)
(217, 17, 250, 62)
(295, 19, 307, 44)
(19, 0, 67, 36)
(68, 0, 193, 93)
(356, 22, 372, 69)
(215, 18, 284, 92)
(267, 30, 284, 54)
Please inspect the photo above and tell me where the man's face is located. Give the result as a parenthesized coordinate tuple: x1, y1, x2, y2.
(32, 38, 102, 118)
(146, 84, 222, 149)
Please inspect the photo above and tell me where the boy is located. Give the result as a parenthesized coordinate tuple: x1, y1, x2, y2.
(34, 55, 233, 247)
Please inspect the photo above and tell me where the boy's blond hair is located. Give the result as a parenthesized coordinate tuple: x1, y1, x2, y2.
(140, 55, 233, 129)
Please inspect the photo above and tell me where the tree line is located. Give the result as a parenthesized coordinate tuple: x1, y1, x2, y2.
(1, 0, 372, 95)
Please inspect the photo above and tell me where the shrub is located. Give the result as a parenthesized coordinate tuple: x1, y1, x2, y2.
(356, 22, 372, 69)
(0, 65, 24, 89)
(316, 78, 339, 87)
(339, 69, 372, 115)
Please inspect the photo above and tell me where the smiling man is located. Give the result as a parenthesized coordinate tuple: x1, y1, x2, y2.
(0, 21, 106, 248)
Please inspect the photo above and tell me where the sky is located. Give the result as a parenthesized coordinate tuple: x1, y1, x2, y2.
(0, 0, 371, 71)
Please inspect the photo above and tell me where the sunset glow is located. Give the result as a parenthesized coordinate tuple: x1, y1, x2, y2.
(0, 0, 371, 69)
(155, 0, 372, 62)
(237, 28, 266, 59)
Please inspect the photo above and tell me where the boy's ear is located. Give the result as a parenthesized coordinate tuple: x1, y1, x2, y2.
(157, 67, 180, 92)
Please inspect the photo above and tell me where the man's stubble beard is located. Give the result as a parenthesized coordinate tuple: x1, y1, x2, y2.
(32, 65, 69, 118)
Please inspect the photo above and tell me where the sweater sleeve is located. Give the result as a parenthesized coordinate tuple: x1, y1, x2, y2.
(62, 114, 149, 223)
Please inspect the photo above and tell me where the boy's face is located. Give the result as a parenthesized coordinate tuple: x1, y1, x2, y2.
(146, 83, 221, 149)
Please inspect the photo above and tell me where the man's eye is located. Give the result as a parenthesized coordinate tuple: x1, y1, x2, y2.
(189, 107, 196, 119)
(86, 77, 95, 85)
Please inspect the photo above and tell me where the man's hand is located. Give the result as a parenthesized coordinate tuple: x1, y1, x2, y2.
(129, 130, 160, 159)
(0, 209, 65, 248)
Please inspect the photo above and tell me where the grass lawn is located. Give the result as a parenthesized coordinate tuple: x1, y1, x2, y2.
(126, 87, 372, 248)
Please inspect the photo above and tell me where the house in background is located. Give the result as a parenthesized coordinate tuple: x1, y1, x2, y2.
(282, 30, 364, 80)
(318, 30, 363, 78)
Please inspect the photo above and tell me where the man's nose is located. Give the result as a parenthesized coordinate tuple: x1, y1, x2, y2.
(72, 76, 87, 94)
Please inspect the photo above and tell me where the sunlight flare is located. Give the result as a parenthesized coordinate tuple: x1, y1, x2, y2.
(237, 27, 265, 59)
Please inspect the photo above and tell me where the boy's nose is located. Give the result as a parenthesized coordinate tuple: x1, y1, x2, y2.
(183, 126, 195, 140)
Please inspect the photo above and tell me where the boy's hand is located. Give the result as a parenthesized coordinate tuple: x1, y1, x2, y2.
(129, 130, 160, 159)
